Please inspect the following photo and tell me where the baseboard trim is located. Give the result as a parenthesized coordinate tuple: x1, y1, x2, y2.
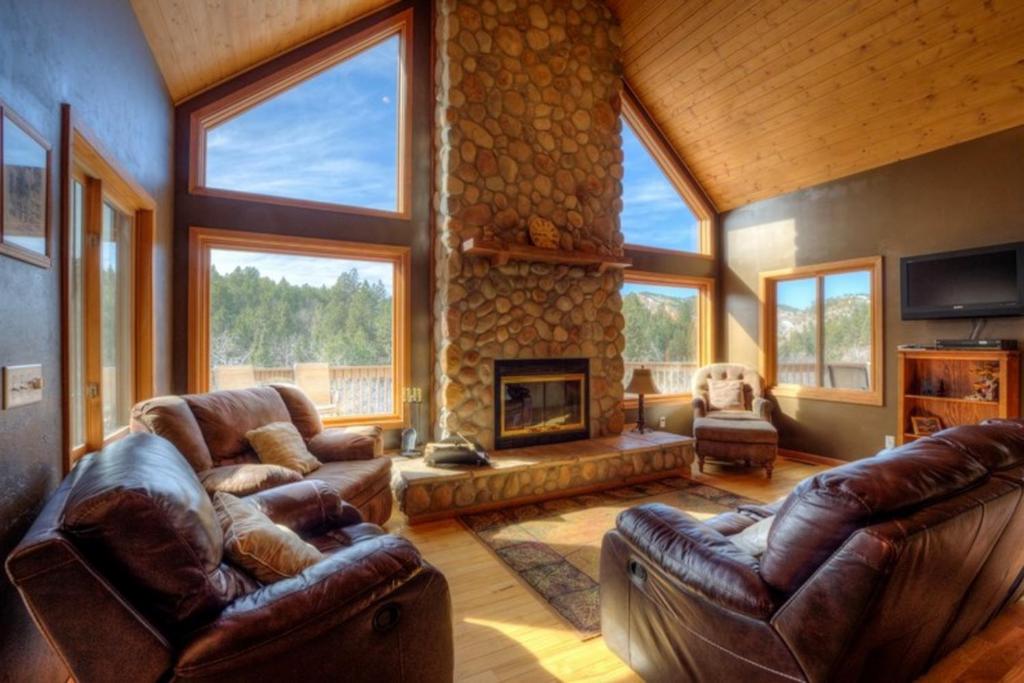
(779, 449, 846, 468)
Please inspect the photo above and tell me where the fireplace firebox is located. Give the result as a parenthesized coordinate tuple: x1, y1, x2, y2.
(494, 358, 590, 450)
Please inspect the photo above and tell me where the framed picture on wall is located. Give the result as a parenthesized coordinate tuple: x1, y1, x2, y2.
(0, 101, 51, 268)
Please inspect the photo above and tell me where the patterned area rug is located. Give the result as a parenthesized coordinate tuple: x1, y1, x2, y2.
(459, 477, 763, 639)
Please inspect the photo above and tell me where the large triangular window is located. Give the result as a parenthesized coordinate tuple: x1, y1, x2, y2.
(621, 91, 713, 254)
(191, 13, 410, 217)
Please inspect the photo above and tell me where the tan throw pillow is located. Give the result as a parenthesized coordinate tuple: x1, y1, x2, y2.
(214, 492, 323, 583)
(246, 422, 321, 475)
(199, 463, 302, 496)
(707, 379, 745, 411)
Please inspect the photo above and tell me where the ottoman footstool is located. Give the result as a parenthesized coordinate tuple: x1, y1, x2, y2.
(693, 416, 778, 478)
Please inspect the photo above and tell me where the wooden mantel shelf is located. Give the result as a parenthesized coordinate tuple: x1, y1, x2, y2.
(461, 238, 633, 272)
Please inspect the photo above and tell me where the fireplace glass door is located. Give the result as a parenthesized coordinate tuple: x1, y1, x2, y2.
(500, 373, 586, 438)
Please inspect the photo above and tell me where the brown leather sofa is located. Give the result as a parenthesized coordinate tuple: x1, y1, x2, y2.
(5, 433, 453, 682)
(601, 419, 1024, 682)
(131, 384, 392, 525)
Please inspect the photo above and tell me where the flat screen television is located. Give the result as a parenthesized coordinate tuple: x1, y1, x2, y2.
(901, 242, 1024, 320)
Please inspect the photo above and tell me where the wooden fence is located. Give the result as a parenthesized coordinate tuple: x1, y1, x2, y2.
(623, 361, 699, 395)
(623, 360, 870, 393)
(217, 364, 393, 416)
(777, 361, 870, 388)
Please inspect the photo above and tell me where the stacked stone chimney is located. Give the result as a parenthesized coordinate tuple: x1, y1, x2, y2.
(433, 0, 626, 448)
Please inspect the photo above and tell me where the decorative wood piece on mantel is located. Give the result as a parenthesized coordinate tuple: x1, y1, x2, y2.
(461, 238, 633, 273)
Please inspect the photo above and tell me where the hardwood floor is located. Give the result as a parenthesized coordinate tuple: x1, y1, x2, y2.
(389, 456, 1024, 682)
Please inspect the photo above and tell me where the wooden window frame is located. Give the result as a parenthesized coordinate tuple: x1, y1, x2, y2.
(61, 105, 156, 469)
(0, 99, 53, 268)
(759, 256, 884, 406)
(188, 226, 412, 430)
(621, 84, 717, 259)
(188, 10, 413, 220)
(622, 270, 715, 408)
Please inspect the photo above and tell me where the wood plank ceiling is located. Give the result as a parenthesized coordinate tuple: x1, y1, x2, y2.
(607, 0, 1024, 210)
(130, 0, 398, 103)
(133, 0, 1024, 209)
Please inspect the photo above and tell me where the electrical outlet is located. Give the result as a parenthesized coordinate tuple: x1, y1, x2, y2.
(658, 416, 666, 429)
(884, 435, 896, 450)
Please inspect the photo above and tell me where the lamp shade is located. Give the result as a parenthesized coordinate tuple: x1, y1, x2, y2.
(625, 366, 661, 395)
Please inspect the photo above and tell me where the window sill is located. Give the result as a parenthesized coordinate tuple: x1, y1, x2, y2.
(770, 384, 883, 407)
(189, 185, 410, 221)
(102, 425, 131, 447)
(624, 243, 713, 260)
(623, 393, 692, 409)
(325, 415, 407, 431)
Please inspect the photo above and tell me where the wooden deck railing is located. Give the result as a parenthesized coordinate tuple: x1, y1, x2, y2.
(623, 361, 699, 395)
(777, 361, 870, 388)
(216, 364, 393, 416)
(777, 361, 816, 386)
(622, 360, 870, 394)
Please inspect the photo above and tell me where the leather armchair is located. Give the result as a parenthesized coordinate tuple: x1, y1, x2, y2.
(131, 384, 392, 524)
(6, 434, 453, 683)
(601, 420, 1024, 682)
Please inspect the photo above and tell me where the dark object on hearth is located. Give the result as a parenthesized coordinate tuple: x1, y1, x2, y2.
(601, 419, 1024, 682)
(626, 366, 661, 434)
(425, 433, 491, 467)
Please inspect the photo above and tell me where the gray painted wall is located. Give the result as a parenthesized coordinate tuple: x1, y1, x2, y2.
(720, 125, 1024, 461)
(0, 1, 173, 679)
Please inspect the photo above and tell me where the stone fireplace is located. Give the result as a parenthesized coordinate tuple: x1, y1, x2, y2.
(494, 358, 590, 449)
(433, 0, 626, 449)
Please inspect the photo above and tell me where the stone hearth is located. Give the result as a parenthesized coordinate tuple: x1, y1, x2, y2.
(433, 0, 626, 449)
(393, 432, 694, 523)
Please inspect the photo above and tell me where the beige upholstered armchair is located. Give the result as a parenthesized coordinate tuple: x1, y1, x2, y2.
(690, 364, 778, 478)
(691, 363, 773, 421)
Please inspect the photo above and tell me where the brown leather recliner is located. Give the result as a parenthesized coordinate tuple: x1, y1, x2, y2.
(131, 384, 393, 525)
(601, 419, 1024, 682)
(5, 433, 453, 682)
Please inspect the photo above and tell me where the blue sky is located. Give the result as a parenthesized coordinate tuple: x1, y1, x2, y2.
(201, 33, 700, 252)
(621, 282, 698, 299)
(777, 270, 870, 308)
(620, 119, 700, 253)
(211, 249, 394, 293)
(205, 36, 399, 211)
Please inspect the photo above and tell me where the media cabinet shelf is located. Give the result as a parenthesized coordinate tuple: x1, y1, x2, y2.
(904, 394, 999, 406)
(897, 349, 1020, 445)
(461, 238, 633, 273)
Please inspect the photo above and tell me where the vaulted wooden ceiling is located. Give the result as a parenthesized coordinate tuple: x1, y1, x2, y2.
(130, 0, 398, 102)
(134, 0, 1024, 210)
(608, 0, 1024, 209)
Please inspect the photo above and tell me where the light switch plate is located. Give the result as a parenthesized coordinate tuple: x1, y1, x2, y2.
(3, 364, 43, 409)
